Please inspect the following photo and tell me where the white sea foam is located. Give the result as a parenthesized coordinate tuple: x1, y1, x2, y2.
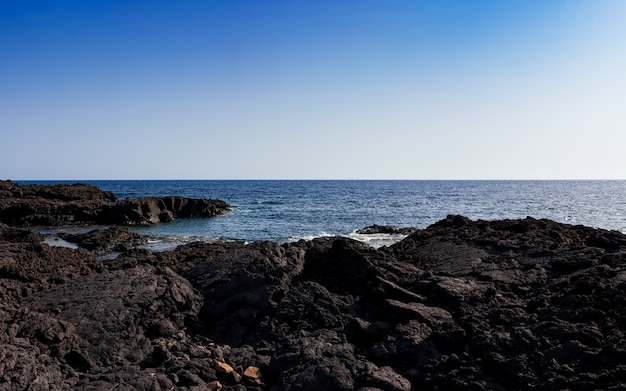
(136, 234, 214, 252)
(346, 231, 407, 248)
(42, 236, 79, 249)
(287, 232, 334, 243)
(137, 234, 246, 252)
(287, 231, 406, 249)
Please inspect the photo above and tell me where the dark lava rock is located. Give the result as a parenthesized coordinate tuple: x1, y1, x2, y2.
(0, 238, 103, 303)
(28, 263, 202, 367)
(356, 224, 418, 235)
(2, 214, 626, 390)
(183, 241, 307, 346)
(0, 180, 230, 226)
(0, 223, 43, 243)
(105, 195, 231, 226)
(60, 226, 147, 255)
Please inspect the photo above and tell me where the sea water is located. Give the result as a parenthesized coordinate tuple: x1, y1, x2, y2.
(21, 180, 626, 250)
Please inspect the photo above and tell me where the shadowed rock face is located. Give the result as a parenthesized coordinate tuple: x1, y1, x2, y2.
(0, 180, 230, 226)
(2, 214, 626, 390)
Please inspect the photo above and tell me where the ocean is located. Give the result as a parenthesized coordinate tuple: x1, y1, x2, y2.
(21, 180, 626, 250)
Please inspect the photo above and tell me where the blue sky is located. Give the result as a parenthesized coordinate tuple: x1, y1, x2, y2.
(2, 0, 625, 179)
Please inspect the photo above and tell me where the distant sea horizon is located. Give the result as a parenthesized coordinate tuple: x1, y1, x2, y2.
(21, 178, 625, 182)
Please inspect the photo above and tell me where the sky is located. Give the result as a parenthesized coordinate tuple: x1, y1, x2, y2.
(1, 0, 625, 180)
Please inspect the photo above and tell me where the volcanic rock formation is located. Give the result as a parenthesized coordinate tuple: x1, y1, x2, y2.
(0, 180, 230, 226)
(2, 211, 626, 390)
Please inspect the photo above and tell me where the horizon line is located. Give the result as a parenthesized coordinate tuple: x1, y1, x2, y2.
(8, 178, 626, 182)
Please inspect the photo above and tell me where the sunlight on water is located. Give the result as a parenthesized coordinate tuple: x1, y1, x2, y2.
(24, 180, 626, 248)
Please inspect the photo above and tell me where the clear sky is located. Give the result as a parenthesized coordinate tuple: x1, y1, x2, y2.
(1, 0, 625, 180)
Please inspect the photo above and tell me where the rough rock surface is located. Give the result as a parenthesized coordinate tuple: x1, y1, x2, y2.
(2, 213, 626, 390)
(60, 226, 148, 255)
(0, 180, 230, 226)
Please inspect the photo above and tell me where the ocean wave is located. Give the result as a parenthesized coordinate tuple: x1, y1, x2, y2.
(287, 232, 334, 243)
(137, 234, 242, 252)
(287, 231, 407, 249)
(346, 231, 408, 248)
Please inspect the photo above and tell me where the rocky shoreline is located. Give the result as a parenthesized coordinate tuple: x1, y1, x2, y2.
(0, 180, 230, 227)
(1, 182, 626, 390)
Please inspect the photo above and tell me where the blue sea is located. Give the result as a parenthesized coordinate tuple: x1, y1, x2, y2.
(22, 180, 626, 250)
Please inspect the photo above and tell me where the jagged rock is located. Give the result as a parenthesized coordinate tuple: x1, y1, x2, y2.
(0, 223, 43, 243)
(0, 180, 230, 226)
(106, 196, 231, 226)
(2, 211, 626, 390)
(208, 380, 223, 390)
(0, 240, 103, 302)
(28, 264, 202, 367)
(216, 361, 235, 374)
(60, 226, 147, 255)
(183, 241, 306, 345)
(267, 329, 357, 391)
(244, 366, 262, 380)
(356, 225, 418, 235)
(155, 240, 244, 275)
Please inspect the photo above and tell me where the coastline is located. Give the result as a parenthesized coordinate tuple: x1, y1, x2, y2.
(16, 179, 626, 239)
(2, 181, 626, 389)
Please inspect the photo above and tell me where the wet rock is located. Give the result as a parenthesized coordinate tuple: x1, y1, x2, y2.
(60, 226, 147, 255)
(356, 225, 418, 235)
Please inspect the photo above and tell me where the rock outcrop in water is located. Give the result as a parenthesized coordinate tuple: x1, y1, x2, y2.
(356, 224, 418, 235)
(2, 208, 626, 389)
(0, 180, 230, 226)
